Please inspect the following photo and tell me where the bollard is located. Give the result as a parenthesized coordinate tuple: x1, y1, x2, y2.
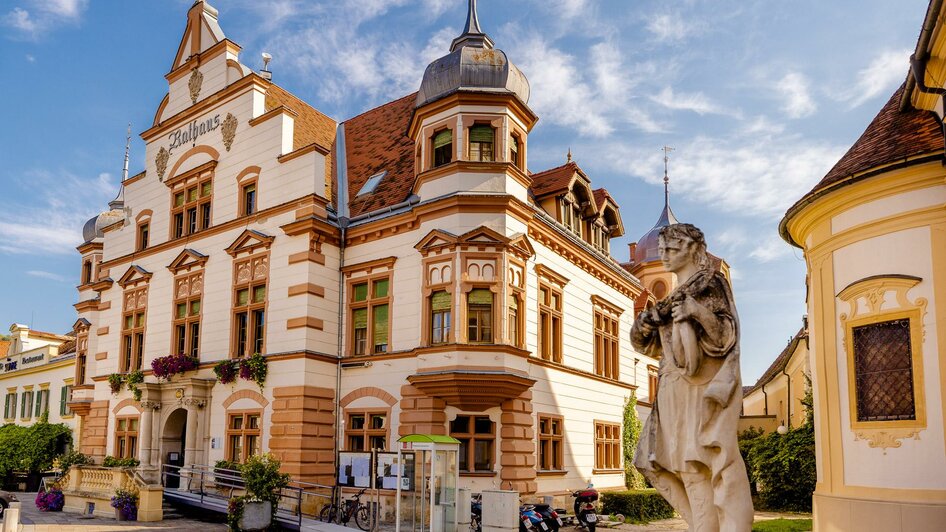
(457, 488, 472, 528)
(481, 490, 518, 532)
(3, 501, 21, 532)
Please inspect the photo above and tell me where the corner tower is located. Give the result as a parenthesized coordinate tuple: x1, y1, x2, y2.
(407, 0, 537, 205)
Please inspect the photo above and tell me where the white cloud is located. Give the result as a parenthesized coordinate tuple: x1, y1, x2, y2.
(838, 48, 911, 109)
(26, 270, 67, 282)
(2, 0, 87, 38)
(0, 170, 115, 256)
(776, 72, 816, 118)
(748, 236, 791, 262)
(646, 13, 701, 43)
(25, 54, 35, 62)
(651, 87, 728, 116)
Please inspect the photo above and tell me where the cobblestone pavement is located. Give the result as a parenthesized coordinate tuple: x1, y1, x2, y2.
(1, 493, 229, 531)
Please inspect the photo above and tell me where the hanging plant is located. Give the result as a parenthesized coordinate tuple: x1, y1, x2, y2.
(126, 370, 144, 401)
(214, 359, 239, 384)
(108, 373, 124, 395)
(151, 353, 200, 380)
(239, 352, 267, 389)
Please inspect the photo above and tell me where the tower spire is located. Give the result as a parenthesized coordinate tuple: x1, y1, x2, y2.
(450, 0, 494, 51)
(662, 145, 674, 208)
(109, 124, 131, 210)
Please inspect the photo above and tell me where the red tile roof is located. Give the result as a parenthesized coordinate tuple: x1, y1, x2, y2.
(785, 83, 942, 221)
(0, 341, 9, 358)
(265, 83, 337, 193)
(343, 93, 418, 218)
(593, 188, 620, 210)
(530, 161, 580, 198)
(746, 326, 807, 394)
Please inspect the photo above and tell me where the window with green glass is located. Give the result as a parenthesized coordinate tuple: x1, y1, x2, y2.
(349, 276, 392, 356)
(232, 259, 266, 359)
(433, 129, 452, 167)
(430, 290, 452, 344)
(174, 272, 202, 357)
(467, 289, 493, 343)
(469, 125, 494, 162)
(171, 176, 212, 239)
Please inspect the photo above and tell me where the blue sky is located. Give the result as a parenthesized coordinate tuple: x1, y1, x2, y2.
(0, 0, 929, 382)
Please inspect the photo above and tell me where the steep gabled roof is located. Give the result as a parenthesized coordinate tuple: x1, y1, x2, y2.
(746, 326, 807, 394)
(530, 161, 585, 198)
(782, 84, 943, 244)
(344, 93, 417, 218)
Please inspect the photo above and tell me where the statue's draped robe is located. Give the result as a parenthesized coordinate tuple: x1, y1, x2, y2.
(632, 269, 752, 531)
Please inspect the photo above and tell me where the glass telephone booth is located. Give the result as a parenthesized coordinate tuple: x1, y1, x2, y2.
(395, 434, 460, 532)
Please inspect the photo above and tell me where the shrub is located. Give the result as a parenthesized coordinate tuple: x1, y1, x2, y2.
(600, 489, 675, 523)
(622, 394, 645, 489)
(738, 426, 765, 494)
(227, 453, 289, 531)
(56, 449, 92, 471)
(746, 423, 816, 512)
(35, 487, 64, 511)
(0, 422, 72, 477)
(103, 456, 140, 468)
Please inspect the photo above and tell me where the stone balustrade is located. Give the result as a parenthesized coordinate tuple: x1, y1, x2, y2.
(60, 465, 164, 522)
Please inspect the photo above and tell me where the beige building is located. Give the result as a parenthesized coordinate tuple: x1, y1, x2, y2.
(779, 2, 946, 529)
(1, 324, 77, 433)
(741, 320, 809, 434)
(68, 0, 667, 499)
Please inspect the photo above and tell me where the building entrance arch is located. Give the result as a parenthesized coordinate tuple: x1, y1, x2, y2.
(161, 408, 187, 488)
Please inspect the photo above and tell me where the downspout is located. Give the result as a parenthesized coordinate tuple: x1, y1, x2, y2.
(782, 366, 792, 429)
(761, 382, 768, 416)
(909, 0, 946, 98)
(334, 122, 349, 509)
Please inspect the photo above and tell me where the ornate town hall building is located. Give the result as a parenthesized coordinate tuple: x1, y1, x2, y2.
(70, 0, 666, 497)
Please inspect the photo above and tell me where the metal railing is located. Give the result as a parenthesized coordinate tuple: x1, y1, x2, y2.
(160, 463, 334, 529)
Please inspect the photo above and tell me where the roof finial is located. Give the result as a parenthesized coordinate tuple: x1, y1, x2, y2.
(450, 0, 494, 51)
(567, 147, 572, 163)
(662, 145, 674, 208)
(109, 124, 131, 210)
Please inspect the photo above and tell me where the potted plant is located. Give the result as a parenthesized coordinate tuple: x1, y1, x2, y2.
(214, 459, 244, 489)
(151, 353, 199, 381)
(34, 486, 64, 511)
(108, 373, 124, 395)
(213, 360, 239, 384)
(239, 352, 267, 389)
(110, 488, 138, 521)
(227, 453, 289, 531)
(126, 370, 144, 401)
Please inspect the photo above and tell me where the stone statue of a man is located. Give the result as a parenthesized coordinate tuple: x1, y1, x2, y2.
(631, 223, 753, 532)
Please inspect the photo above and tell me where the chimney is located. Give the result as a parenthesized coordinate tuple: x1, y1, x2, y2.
(628, 242, 637, 262)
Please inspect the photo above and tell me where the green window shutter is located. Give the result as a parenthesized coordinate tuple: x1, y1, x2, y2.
(353, 308, 368, 329)
(468, 289, 493, 305)
(373, 304, 389, 346)
(433, 130, 452, 149)
(470, 125, 494, 143)
(35, 390, 42, 417)
(60, 387, 67, 416)
(431, 291, 451, 311)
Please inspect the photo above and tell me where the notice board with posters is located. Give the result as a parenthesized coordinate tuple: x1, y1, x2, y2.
(337, 451, 373, 488)
(376, 452, 415, 491)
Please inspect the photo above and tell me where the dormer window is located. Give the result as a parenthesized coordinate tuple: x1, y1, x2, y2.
(560, 199, 582, 237)
(433, 129, 453, 167)
(469, 125, 494, 162)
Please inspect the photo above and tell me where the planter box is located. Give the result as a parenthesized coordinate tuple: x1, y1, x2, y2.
(238, 500, 272, 531)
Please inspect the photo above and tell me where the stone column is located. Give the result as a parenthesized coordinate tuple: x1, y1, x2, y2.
(183, 398, 204, 467)
(138, 402, 158, 467)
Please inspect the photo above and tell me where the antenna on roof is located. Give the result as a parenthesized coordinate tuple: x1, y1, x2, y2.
(662, 145, 674, 208)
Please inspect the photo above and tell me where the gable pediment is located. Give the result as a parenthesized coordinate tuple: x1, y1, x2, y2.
(414, 229, 459, 252)
(72, 318, 91, 332)
(118, 265, 153, 288)
(508, 233, 536, 258)
(171, 1, 227, 71)
(458, 226, 509, 245)
(225, 229, 275, 257)
(167, 248, 209, 274)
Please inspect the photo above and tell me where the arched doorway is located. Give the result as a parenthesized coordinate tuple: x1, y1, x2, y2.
(161, 408, 187, 488)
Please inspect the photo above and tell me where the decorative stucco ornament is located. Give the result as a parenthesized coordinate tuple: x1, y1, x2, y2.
(631, 223, 754, 532)
(221, 113, 238, 151)
(189, 68, 203, 104)
(155, 147, 170, 181)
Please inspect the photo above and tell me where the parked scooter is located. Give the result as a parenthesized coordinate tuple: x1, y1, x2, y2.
(519, 504, 549, 532)
(570, 486, 598, 532)
(531, 503, 564, 532)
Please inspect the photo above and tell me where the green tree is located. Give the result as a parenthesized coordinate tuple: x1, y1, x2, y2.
(622, 394, 646, 489)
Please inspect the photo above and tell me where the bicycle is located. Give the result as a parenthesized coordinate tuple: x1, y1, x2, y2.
(320, 487, 373, 531)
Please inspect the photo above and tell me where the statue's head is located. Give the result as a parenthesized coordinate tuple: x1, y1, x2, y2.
(657, 223, 708, 273)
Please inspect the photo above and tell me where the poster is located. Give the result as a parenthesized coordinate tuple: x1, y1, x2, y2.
(337, 452, 372, 488)
(376, 452, 415, 491)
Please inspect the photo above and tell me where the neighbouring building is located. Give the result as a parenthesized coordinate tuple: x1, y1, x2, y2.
(741, 319, 810, 434)
(1, 324, 77, 435)
(68, 0, 672, 499)
(779, 1, 946, 528)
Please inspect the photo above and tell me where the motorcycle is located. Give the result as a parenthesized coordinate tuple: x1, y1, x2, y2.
(570, 487, 598, 532)
(519, 504, 549, 532)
